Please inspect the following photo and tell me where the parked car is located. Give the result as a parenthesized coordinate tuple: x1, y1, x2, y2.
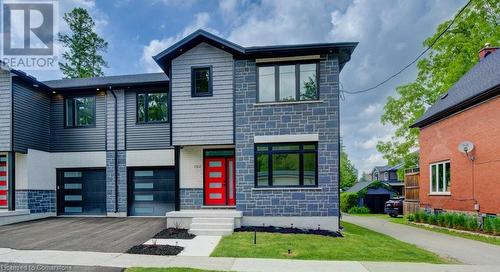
(385, 197, 404, 217)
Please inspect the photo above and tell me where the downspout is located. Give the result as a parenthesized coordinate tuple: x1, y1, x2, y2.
(109, 87, 118, 213)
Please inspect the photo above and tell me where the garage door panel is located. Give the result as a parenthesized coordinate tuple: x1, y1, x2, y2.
(128, 168, 176, 216)
(58, 169, 106, 215)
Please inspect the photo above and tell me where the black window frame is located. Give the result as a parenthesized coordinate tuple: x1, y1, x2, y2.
(191, 66, 213, 97)
(254, 142, 318, 188)
(136, 90, 169, 124)
(256, 61, 320, 103)
(64, 95, 97, 128)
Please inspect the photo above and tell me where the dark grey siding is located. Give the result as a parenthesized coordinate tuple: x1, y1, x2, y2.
(50, 93, 106, 151)
(171, 42, 234, 146)
(13, 82, 50, 152)
(0, 69, 12, 151)
(125, 89, 170, 150)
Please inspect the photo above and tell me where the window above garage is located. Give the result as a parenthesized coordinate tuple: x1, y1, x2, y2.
(137, 91, 168, 123)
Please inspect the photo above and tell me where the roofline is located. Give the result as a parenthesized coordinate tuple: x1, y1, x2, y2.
(45, 80, 169, 91)
(153, 29, 358, 72)
(10, 69, 52, 92)
(411, 84, 500, 128)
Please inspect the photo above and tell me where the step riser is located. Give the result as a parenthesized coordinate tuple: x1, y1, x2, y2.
(189, 229, 233, 236)
(191, 223, 234, 230)
(192, 218, 234, 224)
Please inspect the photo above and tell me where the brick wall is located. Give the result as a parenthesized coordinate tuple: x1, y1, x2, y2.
(234, 54, 340, 217)
(106, 151, 127, 213)
(419, 95, 500, 214)
(15, 190, 55, 213)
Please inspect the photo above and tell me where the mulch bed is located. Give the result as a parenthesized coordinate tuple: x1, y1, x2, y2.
(153, 228, 196, 239)
(235, 226, 342, 237)
(126, 244, 184, 256)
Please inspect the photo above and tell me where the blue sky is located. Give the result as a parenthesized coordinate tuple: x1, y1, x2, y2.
(33, 0, 466, 175)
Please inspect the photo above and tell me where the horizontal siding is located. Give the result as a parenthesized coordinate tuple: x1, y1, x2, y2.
(106, 89, 125, 150)
(125, 89, 171, 150)
(0, 69, 11, 151)
(171, 42, 234, 146)
(50, 93, 106, 151)
(13, 82, 50, 152)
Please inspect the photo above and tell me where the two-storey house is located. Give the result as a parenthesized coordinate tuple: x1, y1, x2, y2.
(0, 30, 357, 232)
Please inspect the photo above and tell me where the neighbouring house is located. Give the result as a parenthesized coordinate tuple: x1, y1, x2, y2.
(371, 164, 404, 195)
(0, 30, 357, 232)
(345, 181, 395, 214)
(411, 45, 500, 216)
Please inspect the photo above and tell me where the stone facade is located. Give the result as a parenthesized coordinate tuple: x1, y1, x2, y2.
(15, 190, 56, 213)
(106, 151, 127, 213)
(234, 54, 340, 217)
(180, 188, 203, 209)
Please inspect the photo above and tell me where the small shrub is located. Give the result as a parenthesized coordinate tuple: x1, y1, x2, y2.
(465, 216, 479, 231)
(348, 206, 370, 214)
(340, 192, 359, 213)
(484, 217, 494, 234)
(444, 213, 454, 228)
(436, 213, 446, 227)
(421, 212, 429, 224)
(452, 213, 466, 230)
(428, 214, 438, 225)
(407, 214, 415, 222)
(494, 217, 500, 235)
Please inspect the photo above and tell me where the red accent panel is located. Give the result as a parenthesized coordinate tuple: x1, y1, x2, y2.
(204, 158, 227, 205)
(0, 157, 7, 207)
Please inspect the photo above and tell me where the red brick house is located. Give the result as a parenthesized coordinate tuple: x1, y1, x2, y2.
(411, 46, 500, 216)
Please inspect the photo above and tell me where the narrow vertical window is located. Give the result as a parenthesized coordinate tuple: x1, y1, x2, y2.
(430, 161, 450, 194)
(258, 66, 275, 102)
(279, 65, 296, 101)
(299, 63, 318, 100)
(65, 96, 95, 127)
(192, 67, 212, 97)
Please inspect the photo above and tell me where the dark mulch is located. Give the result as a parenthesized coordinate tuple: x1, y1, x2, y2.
(153, 228, 196, 239)
(235, 226, 342, 237)
(126, 244, 184, 256)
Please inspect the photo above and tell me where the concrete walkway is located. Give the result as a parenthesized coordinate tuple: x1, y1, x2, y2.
(342, 214, 500, 265)
(144, 236, 222, 256)
(1, 247, 499, 272)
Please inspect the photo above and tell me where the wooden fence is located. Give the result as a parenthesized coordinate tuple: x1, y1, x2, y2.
(403, 168, 420, 215)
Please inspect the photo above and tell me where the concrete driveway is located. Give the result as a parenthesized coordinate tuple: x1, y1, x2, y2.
(0, 217, 165, 253)
(343, 214, 500, 265)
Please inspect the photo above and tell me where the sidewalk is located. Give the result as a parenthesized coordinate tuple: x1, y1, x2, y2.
(1, 247, 499, 272)
(342, 214, 500, 265)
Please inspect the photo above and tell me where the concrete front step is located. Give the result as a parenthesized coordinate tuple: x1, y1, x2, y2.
(192, 217, 234, 224)
(190, 222, 234, 230)
(189, 228, 234, 236)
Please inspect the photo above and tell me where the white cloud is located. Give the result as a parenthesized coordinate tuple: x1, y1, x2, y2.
(141, 12, 216, 72)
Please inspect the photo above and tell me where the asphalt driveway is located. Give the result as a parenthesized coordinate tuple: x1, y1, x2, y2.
(0, 217, 165, 253)
(343, 214, 500, 265)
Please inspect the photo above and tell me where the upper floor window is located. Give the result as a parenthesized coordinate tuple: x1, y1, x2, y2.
(137, 91, 168, 123)
(430, 161, 450, 194)
(255, 143, 318, 187)
(65, 96, 95, 127)
(257, 62, 318, 103)
(191, 66, 212, 97)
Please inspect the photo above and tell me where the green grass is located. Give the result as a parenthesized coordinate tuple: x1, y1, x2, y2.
(391, 217, 500, 247)
(126, 268, 223, 272)
(211, 221, 450, 263)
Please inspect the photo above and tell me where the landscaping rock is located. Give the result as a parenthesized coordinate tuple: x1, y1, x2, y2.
(153, 228, 196, 239)
(235, 226, 342, 237)
(126, 244, 183, 256)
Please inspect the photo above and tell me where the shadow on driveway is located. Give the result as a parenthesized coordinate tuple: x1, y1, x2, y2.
(0, 217, 165, 253)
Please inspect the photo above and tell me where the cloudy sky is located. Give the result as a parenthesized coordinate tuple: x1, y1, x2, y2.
(30, 0, 466, 175)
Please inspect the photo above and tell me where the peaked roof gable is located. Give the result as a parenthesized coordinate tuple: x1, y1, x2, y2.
(412, 50, 500, 128)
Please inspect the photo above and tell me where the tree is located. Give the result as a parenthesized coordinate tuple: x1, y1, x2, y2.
(58, 8, 108, 78)
(378, 0, 500, 166)
(340, 147, 358, 190)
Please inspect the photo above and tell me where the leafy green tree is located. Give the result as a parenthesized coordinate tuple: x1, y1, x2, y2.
(58, 8, 108, 78)
(378, 0, 500, 166)
(340, 147, 358, 190)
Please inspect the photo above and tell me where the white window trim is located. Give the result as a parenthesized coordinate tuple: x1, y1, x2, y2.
(429, 160, 451, 195)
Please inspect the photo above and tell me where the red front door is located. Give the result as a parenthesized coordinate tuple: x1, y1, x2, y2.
(0, 155, 7, 208)
(204, 157, 235, 206)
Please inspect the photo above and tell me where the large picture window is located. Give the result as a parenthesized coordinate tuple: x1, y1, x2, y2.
(430, 161, 450, 194)
(137, 91, 168, 123)
(65, 96, 96, 127)
(257, 62, 318, 103)
(255, 143, 318, 187)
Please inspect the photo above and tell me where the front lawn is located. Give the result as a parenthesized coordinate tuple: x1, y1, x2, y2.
(127, 268, 223, 272)
(211, 221, 449, 263)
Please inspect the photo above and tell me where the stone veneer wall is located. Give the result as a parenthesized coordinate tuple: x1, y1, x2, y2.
(106, 151, 127, 213)
(15, 190, 56, 213)
(180, 188, 203, 209)
(234, 54, 340, 217)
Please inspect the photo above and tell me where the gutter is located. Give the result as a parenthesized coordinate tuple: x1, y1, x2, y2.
(108, 87, 119, 213)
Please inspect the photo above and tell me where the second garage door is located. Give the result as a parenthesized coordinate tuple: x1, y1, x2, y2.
(128, 168, 176, 216)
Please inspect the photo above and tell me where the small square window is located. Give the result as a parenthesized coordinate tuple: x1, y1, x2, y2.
(65, 96, 95, 127)
(192, 67, 212, 97)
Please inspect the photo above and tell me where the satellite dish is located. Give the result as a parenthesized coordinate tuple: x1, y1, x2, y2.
(458, 141, 474, 153)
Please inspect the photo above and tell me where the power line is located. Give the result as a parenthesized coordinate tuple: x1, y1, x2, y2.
(342, 0, 474, 95)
